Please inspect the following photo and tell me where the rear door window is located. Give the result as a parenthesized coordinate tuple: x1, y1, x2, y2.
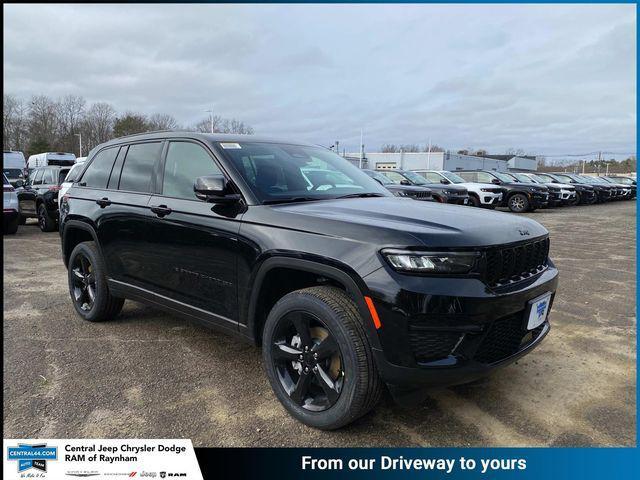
(477, 172, 494, 183)
(381, 171, 406, 184)
(119, 142, 163, 193)
(81, 147, 119, 188)
(42, 169, 55, 185)
(32, 169, 44, 185)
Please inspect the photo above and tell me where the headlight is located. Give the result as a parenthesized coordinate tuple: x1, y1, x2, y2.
(393, 191, 407, 197)
(480, 188, 495, 192)
(382, 249, 479, 273)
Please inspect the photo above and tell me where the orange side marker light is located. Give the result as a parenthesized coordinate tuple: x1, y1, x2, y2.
(364, 296, 382, 330)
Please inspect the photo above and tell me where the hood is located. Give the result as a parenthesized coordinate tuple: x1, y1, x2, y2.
(262, 197, 548, 248)
(550, 183, 575, 189)
(421, 183, 468, 194)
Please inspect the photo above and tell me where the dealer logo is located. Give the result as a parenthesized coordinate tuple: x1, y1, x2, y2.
(7, 443, 58, 473)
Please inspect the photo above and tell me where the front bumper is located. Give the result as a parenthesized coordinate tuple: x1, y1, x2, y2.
(480, 192, 502, 206)
(364, 263, 558, 389)
(443, 193, 469, 205)
(530, 191, 549, 208)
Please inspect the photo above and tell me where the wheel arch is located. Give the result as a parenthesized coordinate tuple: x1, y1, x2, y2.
(61, 220, 101, 269)
(245, 257, 379, 349)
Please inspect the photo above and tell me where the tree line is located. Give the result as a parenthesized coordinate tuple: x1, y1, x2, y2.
(538, 157, 637, 174)
(3, 94, 254, 157)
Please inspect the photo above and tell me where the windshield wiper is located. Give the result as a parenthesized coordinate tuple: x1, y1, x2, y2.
(263, 197, 325, 205)
(334, 192, 387, 199)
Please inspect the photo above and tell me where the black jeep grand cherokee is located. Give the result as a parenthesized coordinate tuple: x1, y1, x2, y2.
(60, 133, 558, 429)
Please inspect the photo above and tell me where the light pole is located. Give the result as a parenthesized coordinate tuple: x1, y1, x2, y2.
(205, 109, 214, 134)
(74, 133, 82, 158)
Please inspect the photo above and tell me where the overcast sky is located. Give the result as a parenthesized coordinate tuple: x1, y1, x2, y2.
(4, 4, 636, 159)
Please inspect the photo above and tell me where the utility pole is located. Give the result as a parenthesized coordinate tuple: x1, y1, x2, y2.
(359, 129, 364, 169)
(426, 138, 432, 170)
(335, 141, 340, 157)
(74, 133, 82, 158)
(205, 108, 214, 133)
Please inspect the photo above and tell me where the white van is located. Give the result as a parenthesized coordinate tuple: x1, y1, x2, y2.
(3, 150, 26, 186)
(27, 152, 76, 170)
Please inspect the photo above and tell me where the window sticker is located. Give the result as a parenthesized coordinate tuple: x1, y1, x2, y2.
(220, 142, 242, 149)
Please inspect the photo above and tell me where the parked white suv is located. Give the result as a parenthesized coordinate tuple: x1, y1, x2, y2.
(415, 170, 503, 208)
(3, 173, 20, 234)
(58, 160, 86, 204)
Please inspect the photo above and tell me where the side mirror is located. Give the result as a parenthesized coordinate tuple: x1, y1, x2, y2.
(491, 178, 501, 185)
(15, 179, 24, 188)
(400, 179, 411, 186)
(440, 179, 450, 184)
(194, 175, 240, 203)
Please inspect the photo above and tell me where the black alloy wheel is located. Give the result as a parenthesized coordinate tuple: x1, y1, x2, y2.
(271, 311, 344, 412)
(70, 252, 97, 312)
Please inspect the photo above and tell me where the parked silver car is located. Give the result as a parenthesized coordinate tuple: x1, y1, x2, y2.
(3, 173, 20, 234)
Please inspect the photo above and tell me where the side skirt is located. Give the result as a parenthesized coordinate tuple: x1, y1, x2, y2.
(108, 279, 253, 343)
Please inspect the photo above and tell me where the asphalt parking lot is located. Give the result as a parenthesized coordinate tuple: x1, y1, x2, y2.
(3, 201, 636, 447)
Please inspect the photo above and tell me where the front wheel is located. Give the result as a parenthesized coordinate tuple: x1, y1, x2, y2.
(468, 195, 481, 207)
(68, 241, 124, 322)
(508, 193, 530, 213)
(4, 215, 19, 234)
(262, 286, 382, 429)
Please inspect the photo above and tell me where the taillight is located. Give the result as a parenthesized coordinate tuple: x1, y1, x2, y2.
(49, 185, 61, 192)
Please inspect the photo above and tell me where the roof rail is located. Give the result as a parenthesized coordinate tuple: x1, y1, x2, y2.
(111, 129, 178, 141)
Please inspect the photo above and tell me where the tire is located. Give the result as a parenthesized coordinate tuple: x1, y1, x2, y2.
(570, 192, 580, 206)
(68, 241, 124, 322)
(507, 193, 530, 213)
(4, 216, 19, 235)
(468, 195, 481, 207)
(37, 204, 57, 232)
(262, 286, 382, 430)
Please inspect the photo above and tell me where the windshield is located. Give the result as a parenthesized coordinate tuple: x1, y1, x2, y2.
(610, 177, 634, 185)
(553, 173, 576, 183)
(441, 171, 465, 184)
(217, 142, 389, 203)
(58, 168, 71, 185)
(493, 171, 516, 182)
(400, 170, 430, 185)
(511, 173, 535, 183)
(528, 174, 548, 183)
(364, 170, 393, 185)
(3, 168, 22, 178)
(63, 164, 83, 183)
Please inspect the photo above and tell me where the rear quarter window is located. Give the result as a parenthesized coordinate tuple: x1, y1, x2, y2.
(81, 147, 119, 188)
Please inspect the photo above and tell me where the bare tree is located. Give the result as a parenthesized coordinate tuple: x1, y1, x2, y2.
(147, 113, 179, 131)
(28, 95, 60, 154)
(505, 148, 526, 156)
(82, 102, 116, 151)
(58, 95, 86, 153)
(3, 94, 29, 151)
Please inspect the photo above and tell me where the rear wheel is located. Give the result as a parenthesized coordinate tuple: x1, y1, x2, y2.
(508, 193, 530, 213)
(37, 204, 57, 232)
(263, 286, 382, 429)
(68, 241, 124, 322)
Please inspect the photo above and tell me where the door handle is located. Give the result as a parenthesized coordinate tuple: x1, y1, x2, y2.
(96, 197, 111, 208)
(150, 204, 172, 217)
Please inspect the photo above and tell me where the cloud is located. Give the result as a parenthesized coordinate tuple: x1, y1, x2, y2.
(3, 4, 636, 158)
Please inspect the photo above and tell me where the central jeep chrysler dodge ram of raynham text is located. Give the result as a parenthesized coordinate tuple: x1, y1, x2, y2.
(60, 133, 558, 429)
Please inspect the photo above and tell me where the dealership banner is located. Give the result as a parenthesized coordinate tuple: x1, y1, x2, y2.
(3, 439, 202, 479)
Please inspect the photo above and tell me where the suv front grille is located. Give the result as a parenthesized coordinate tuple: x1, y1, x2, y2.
(484, 237, 550, 287)
(474, 313, 545, 364)
(409, 328, 461, 363)
(408, 191, 430, 199)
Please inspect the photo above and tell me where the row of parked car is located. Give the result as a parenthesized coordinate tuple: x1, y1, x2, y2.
(363, 168, 636, 213)
(3, 148, 637, 235)
(3, 151, 86, 234)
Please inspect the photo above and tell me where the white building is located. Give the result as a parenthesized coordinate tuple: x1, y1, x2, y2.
(345, 151, 539, 172)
